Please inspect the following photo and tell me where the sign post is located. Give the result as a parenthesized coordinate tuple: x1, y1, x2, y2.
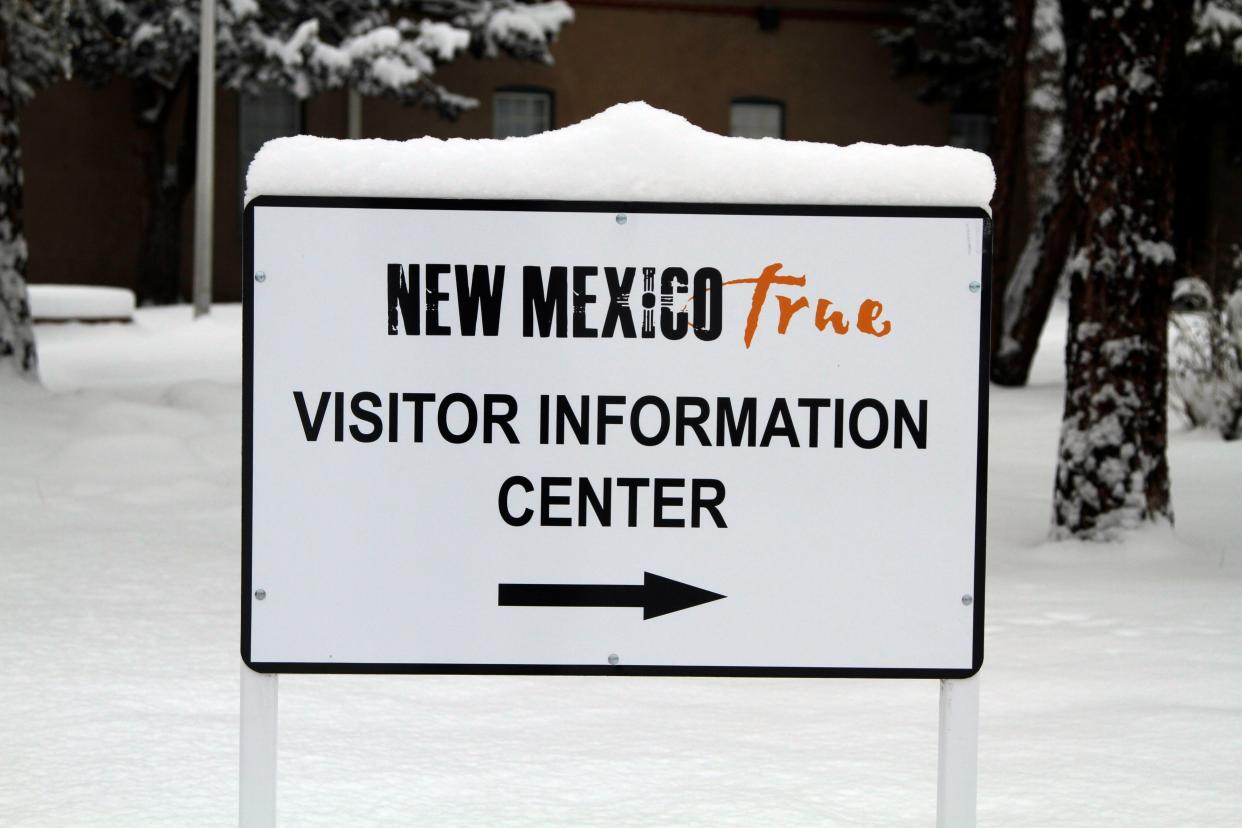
(239, 664, 277, 828)
(937, 674, 980, 827)
(192, 0, 215, 318)
(242, 197, 989, 821)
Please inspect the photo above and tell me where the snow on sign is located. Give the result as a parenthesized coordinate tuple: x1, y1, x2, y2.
(242, 197, 989, 678)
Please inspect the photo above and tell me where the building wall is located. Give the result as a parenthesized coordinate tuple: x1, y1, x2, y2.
(22, 78, 246, 301)
(22, 79, 146, 292)
(360, 4, 947, 145)
(21, 3, 949, 303)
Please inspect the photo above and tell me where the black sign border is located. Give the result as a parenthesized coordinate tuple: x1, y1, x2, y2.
(242, 196, 990, 679)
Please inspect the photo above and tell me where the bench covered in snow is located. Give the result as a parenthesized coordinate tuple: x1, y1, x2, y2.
(28, 285, 135, 323)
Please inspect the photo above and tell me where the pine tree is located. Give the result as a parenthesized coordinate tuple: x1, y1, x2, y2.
(876, 1, 1007, 115)
(75, 0, 573, 304)
(0, 1, 79, 377)
(1050, 0, 1193, 538)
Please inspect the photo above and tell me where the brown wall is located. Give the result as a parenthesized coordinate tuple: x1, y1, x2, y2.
(22, 78, 250, 301)
(22, 79, 145, 291)
(20, 4, 948, 303)
(361, 5, 947, 144)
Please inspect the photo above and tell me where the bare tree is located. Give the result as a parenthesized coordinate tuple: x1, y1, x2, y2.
(987, 0, 1034, 355)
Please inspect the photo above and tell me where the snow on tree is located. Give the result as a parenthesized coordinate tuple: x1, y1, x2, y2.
(1191, 0, 1242, 59)
(74, 0, 573, 304)
(0, 1, 79, 377)
(219, 0, 572, 110)
(1169, 241, 1242, 440)
(1050, 0, 1193, 539)
(994, 0, 1242, 387)
(1169, 0, 1242, 445)
(1024, 0, 1064, 190)
(1169, 278, 1242, 440)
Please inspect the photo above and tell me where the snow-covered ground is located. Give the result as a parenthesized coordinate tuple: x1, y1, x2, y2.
(1, 304, 1239, 826)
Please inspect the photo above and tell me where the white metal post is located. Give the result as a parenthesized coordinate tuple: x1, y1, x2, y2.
(240, 662, 278, 828)
(936, 675, 979, 828)
(192, 0, 216, 318)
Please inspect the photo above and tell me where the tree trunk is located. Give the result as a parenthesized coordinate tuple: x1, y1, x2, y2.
(0, 19, 36, 377)
(1051, 0, 1192, 539)
(134, 74, 196, 305)
(991, 0, 1069, 388)
(988, 0, 1034, 355)
(991, 183, 1079, 386)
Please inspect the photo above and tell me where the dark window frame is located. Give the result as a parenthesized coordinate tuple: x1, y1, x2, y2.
(238, 87, 305, 230)
(493, 85, 556, 138)
(948, 112, 993, 153)
(729, 96, 786, 139)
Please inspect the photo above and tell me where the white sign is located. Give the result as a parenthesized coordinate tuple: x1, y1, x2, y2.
(243, 198, 988, 677)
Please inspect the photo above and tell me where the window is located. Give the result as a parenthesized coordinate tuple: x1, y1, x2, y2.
(949, 113, 992, 153)
(494, 89, 553, 138)
(730, 99, 784, 139)
(240, 87, 302, 190)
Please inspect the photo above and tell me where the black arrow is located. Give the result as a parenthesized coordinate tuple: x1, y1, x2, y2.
(498, 572, 726, 620)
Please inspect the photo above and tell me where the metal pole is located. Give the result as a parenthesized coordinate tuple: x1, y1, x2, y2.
(347, 89, 363, 139)
(240, 662, 278, 828)
(192, 0, 216, 317)
(936, 675, 979, 828)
